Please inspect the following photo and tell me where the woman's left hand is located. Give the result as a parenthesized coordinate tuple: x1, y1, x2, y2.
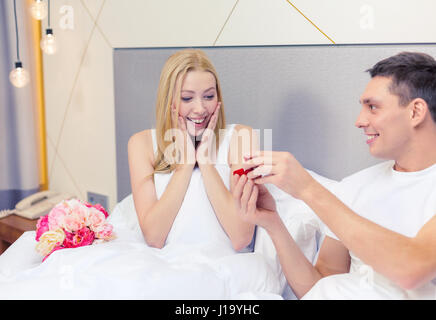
(196, 102, 221, 166)
(232, 174, 279, 231)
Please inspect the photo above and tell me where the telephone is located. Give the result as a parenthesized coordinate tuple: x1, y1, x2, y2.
(0, 190, 74, 220)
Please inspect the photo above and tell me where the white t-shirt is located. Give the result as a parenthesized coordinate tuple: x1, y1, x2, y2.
(324, 160, 436, 299)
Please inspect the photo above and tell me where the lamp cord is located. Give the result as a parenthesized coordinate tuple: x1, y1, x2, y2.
(13, 0, 20, 62)
(48, 0, 51, 28)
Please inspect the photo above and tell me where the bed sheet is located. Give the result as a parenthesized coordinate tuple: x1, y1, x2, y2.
(0, 226, 284, 299)
(0, 169, 337, 300)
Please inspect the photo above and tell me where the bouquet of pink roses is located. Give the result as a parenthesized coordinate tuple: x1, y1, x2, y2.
(35, 198, 115, 261)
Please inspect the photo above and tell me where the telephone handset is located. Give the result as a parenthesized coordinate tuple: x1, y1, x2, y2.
(0, 191, 74, 220)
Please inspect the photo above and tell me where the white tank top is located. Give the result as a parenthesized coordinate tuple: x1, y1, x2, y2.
(151, 124, 236, 250)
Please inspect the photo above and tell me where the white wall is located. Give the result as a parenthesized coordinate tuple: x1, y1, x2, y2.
(42, 0, 436, 211)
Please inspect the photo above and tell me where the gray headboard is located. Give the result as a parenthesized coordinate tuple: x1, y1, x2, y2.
(114, 44, 436, 202)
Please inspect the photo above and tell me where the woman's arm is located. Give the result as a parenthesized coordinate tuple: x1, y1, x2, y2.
(233, 175, 351, 299)
(127, 130, 194, 248)
(266, 219, 351, 299)
(198, 124, 257, 250)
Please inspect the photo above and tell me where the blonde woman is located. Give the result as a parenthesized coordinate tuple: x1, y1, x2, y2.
(128, 49, 257, 251)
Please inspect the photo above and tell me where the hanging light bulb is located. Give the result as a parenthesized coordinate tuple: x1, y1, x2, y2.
(10, 0, 29, 88)
(30, 0, 48, 20)
(9, 62, 30, 88)
(40, 28, 57, 54)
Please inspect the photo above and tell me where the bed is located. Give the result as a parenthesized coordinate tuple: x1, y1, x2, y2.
(0, 169, 336, 299)
(2, 44, 436, 299)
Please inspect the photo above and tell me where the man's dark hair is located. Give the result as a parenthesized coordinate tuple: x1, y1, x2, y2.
(367, 51, 436, 122)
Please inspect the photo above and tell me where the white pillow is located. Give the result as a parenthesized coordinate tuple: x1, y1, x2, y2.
(254, 169, 339, 298)
(214, 251, 283, 297)
(108, 194, 143, 240)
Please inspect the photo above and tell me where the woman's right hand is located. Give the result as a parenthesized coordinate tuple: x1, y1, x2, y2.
(168, 108, 196, 170)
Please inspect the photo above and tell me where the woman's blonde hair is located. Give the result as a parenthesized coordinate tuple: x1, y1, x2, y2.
(153, 49, 226, 173)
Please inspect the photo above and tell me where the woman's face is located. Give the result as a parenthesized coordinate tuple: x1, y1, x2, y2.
(174, 70, 219, 137)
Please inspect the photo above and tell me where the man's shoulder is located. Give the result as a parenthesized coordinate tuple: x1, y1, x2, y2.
(336, 161, 394, 197)
(341, 160, 394, 184)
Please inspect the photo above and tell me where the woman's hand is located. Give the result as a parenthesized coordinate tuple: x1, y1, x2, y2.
(196, 102, 221, 166)
(169, 108, 196, 170)
(232, 173, 280, 231)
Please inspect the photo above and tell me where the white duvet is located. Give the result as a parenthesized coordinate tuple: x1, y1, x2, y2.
(0, 228, 282, 299)
(0, 198, 286, 300)
(0, 170, 335, 300)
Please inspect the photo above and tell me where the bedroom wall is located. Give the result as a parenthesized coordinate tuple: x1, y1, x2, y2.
(42, 0, 436, 211)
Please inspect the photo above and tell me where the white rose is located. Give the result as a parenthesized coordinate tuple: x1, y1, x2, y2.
(35, 228, 66, 257)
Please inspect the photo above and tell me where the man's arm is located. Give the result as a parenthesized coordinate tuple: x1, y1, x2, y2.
(247, 151, 436, 290)
(303, 182, 436, 290)
(316, 236, 351, 279)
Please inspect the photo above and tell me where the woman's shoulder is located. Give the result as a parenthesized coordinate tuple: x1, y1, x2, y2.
(128, 129, 155, 162)
(128, 129, 152, 146)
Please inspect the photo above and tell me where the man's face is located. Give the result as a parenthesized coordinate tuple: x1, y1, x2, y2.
(356, 76, 413, 160)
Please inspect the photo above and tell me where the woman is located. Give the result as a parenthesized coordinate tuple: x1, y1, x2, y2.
(127, 49, 257, 251)
(0, 49, 280, 300)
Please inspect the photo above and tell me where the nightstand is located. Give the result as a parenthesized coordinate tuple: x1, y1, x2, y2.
(0, 215, 38, 254)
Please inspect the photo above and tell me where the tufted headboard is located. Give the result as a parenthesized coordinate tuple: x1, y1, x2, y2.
(113, 44, 436, 201)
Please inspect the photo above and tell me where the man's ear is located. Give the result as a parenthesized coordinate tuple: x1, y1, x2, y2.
(409, 98, 428, 127)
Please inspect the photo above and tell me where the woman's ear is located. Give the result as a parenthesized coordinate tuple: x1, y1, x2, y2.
(409, 98, 428, 127)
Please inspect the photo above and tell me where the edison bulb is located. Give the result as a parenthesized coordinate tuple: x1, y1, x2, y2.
(40, 29, 57, 54)
(30, 0, 48, 20)
(9, 63, 30, 88)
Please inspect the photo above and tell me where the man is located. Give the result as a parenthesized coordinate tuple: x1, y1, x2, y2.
(233, 52, 436, 299)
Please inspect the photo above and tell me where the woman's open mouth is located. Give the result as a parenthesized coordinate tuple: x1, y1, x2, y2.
(187, 116, 209, 129)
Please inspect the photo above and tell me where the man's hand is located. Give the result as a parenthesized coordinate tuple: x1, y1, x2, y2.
(244, 151, 317, 200)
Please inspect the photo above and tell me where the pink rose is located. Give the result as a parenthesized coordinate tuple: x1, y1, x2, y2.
(36, 215, 49, 241)
(93, 204, 108, 218)
(63, 212, 84, 233)
(82, 201, 93, 208)
(74, 205, 91, 227)
(63, 227, 95, 248)
(95, 223, 114, 240)
(88, 209, 106, 232)
(47, 205, 68, 231)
